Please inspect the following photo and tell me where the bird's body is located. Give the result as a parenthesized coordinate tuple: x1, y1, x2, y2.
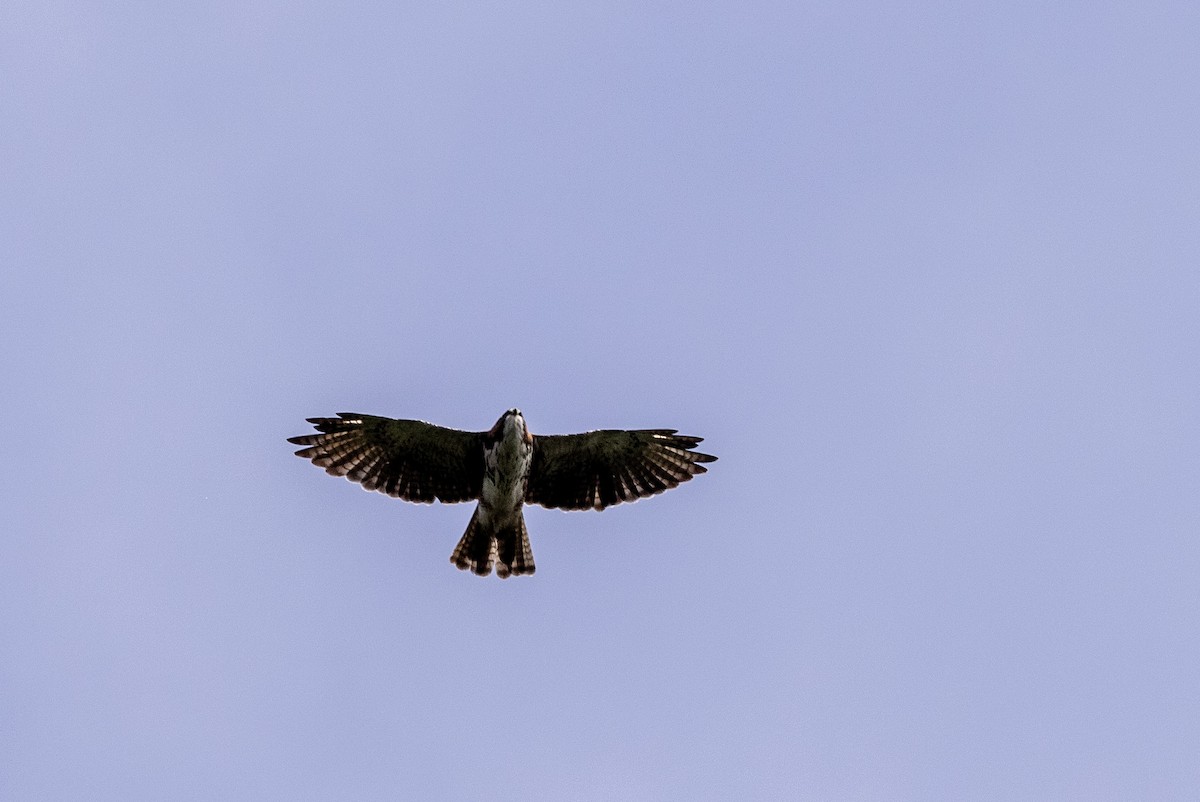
(288, 409, 715, 577)
(454, 410, 536, 577)
(480, 410, 534, 527)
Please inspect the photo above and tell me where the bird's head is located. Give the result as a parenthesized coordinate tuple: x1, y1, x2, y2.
(491, 408, 531, 444)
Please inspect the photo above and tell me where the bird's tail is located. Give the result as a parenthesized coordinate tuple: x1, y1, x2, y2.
(451, 508, 535, 578)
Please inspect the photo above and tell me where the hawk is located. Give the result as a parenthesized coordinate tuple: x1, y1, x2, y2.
(287, 409, 716, 577)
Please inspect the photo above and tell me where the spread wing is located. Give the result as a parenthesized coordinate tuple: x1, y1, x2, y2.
(525, 429, 716, 511)
(287, 413, 484, 503)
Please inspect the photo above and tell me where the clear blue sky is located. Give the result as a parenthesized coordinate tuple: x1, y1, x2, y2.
(3, 2, 1197, 799)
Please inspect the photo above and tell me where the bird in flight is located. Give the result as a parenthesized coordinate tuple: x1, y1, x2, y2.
(288, 409, 716, 578)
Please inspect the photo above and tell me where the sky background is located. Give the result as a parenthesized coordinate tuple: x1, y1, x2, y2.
(2, 2, 1198, 800)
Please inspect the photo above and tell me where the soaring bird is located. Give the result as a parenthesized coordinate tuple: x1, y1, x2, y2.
(287, 409, 716, 577)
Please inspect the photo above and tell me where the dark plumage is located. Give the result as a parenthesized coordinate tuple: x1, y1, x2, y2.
(288, 409, 716, 577)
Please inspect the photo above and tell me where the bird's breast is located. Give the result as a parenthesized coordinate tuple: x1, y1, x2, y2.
(481, 433, 533, 516)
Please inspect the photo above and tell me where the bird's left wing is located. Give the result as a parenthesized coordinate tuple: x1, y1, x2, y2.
(288, 413, 484, 503)
(525, 429, 716, 511)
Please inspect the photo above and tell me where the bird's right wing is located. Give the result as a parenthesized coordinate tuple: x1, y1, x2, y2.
(525, 429, 716, 511)
(288, 413, 484, 503)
